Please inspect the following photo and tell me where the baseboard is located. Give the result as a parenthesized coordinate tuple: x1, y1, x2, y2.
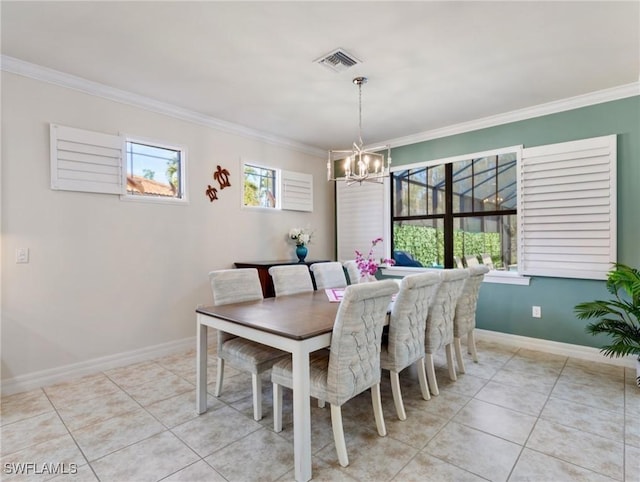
(474, 329, 636, 368)
(1, 336, 204, 396)
(2, 329, 635, 396)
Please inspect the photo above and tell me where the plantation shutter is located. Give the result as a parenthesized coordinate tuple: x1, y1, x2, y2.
(281, 170, 313, 212)
(50, 124, 126, 195)
(519, 135, 616, 280)
(336, 179, 389, 262)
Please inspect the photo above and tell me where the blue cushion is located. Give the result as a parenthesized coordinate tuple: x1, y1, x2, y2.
(393, 251, 423, 267)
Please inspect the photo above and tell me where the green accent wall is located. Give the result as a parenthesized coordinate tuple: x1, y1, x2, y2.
(390, 96, 640, 348)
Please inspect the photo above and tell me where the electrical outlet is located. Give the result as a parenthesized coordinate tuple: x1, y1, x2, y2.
(532, 306, 541, 318)
(16, 247, 30, 263)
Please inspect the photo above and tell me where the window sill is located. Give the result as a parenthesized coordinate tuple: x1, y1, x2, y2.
(483, 270, 530, 286)
(380, 266, 530, 286)
(120, 195, 188, 205)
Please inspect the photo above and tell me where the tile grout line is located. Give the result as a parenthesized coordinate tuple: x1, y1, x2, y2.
(3, 344, 633, 481)
(503, 348, 568, 481)
(102, 360, 225, 482)
(39, 388, 101, 482)
(388, 346, 513, 482)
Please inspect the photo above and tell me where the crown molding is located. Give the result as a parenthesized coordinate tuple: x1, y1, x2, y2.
(1, 55, 326, 158)
(4, 55, 637, 157)
(383, 82, 640, 150)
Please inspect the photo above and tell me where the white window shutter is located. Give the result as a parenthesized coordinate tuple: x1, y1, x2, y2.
(281, 170, 313, 211)
(519, 135, 616, 280)
(50, 124, 125, 195)
(336, 180, 389, 262)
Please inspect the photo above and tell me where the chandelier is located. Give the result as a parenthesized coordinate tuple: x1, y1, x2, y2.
(327, 77, 391, 185)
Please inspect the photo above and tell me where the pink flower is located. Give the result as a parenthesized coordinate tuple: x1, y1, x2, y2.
(354, 238, 396, 278)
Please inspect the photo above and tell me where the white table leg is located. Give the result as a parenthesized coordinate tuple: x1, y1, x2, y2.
(291, 344, 312, 482)
(196, 320, 208, 414)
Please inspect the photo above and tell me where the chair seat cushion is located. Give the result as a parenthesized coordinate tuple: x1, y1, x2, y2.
(220, 338, 287, 374)
(271, 349, 332, 402)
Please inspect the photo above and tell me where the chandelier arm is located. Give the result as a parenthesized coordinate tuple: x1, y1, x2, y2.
(327, 76, 391, 185)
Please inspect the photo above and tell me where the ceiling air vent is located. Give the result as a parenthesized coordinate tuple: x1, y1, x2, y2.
(315, 48, 361, 73)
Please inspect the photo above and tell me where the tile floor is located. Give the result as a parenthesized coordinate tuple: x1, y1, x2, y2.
(1, 338, 639, 482)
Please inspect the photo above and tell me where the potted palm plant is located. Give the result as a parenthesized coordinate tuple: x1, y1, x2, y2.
(575, 263, 640, 387)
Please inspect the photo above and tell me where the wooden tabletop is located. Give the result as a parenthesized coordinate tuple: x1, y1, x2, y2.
(197, 291, 340, 340)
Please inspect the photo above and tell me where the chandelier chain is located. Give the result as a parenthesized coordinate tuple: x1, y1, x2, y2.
(358, 80, 363, 148)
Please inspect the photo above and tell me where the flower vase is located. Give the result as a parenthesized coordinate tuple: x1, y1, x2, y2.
(296, 245, 308, 263)
(359, 273, 377, 283)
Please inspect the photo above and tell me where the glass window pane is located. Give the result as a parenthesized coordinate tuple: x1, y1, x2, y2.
(497, 153, 517, 210)
(453, 214, 518, 270)
(408, 168, 427, 216)
(126, 141, 182, 199)
(392, 170, 410, 216)
(244, 164, 277, 208)
(390, 149, 518, 272)
(452, 159, 473, 213)
(428, 164, 446, 215)
(474, 155, 497, 212)
(393, 219, 445, 268)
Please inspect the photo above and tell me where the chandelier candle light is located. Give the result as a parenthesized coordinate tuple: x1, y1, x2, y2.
(327, 77, 391, 185)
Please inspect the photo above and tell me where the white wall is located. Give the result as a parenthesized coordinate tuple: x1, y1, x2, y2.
(1, 72, 334, 389)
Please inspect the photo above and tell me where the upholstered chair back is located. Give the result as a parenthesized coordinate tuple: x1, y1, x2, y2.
(342, 260, 361, 285)
(209, 268, 264, 345)
(268, 264, 314, 296)
(310, 262, 348, 290)
(209, 268, 263, 305)
(454, 265, 489, 337)
(385, 272, 441, 372)
(326, 280, 399, 406)
(425, 268, 470, 354)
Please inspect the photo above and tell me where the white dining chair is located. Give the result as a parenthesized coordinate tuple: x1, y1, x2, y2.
(271, 280, 399, 467)
(342, 260, 361, 285)
(208, 269, 288, 421)
(463, 254, 480, 267)
(268, 264, 314, 296)
(453, 256, 465, 269)
(454, 265, 490, 373)
(481, 253, 494, 270)
(380, 272, 441, 420)
(424, 268, 469, 395)
(310, 262, 348, 290)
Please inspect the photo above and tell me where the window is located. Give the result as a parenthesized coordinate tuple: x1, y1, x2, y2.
(125, 139, 186, 201)
(391, 147, 519, 270)
(242, 163, 314, 211)
(243, 163, 277, 208)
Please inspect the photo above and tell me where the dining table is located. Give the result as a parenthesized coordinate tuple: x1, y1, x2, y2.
(196, 290, 342, 482)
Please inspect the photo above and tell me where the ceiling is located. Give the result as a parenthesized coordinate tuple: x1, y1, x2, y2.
(2, 1, 639, 153)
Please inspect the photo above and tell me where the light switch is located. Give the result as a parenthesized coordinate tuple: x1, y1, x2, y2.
(16, 248, 29, 263)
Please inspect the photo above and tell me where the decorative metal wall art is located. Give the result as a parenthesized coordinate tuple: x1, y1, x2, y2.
(205, 165, 231, 202)
(205, 185, 218, 201)
(214, 165, 231, 190)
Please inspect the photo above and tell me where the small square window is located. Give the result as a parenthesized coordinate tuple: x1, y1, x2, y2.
(125, 139, 186, 201)
(243, 163, 278, 208)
